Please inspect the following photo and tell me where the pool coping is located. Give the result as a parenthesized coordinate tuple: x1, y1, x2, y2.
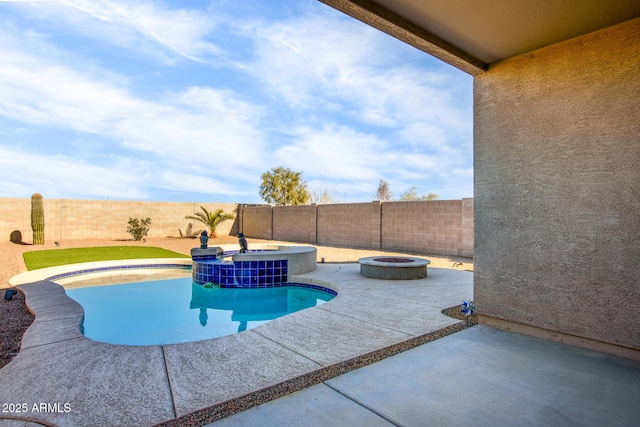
(9, 258, 193, 286)
(1, 260, 473, 426)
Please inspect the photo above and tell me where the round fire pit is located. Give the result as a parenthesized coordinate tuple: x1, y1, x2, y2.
(358, 256, 430, 280)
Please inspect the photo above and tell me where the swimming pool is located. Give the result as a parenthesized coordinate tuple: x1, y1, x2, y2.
(66, 277, 336, 346)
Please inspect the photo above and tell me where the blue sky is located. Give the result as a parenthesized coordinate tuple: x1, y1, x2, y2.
(0, 0, 473, 203)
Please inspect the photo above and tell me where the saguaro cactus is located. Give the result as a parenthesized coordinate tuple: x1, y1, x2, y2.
(31, 193, 45, 245)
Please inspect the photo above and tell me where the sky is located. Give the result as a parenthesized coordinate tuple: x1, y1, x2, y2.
(0, 0, 473, 204)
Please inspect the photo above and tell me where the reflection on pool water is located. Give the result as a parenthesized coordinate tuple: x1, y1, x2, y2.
(66, 277, 335, 346)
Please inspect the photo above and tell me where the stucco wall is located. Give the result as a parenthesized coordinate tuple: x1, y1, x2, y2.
(474, 18, 640, 352)
(0, 198, 236, 242)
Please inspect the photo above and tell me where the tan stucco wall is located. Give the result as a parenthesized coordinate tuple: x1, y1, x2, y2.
(474, 18, 640, 352)
(239, 199, 473, 257)
(0, 198, 236, 242)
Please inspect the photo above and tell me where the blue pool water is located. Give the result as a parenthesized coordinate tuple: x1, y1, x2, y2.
(66, 278, 335, 346)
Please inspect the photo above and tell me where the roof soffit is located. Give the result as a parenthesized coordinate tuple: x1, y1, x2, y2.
(320, 0, 640, 75)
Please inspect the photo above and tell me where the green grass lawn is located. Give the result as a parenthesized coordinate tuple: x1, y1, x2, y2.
(23, 246, 190, 270)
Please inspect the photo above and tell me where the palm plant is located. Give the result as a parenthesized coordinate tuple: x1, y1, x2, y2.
(184, 207, 235, 238)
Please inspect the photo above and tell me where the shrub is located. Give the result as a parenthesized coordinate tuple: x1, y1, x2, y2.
(127, 217, 151, 241)
(178, 223, 202, 239)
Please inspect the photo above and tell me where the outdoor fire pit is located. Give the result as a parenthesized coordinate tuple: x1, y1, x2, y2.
(358, 256, 430, 280)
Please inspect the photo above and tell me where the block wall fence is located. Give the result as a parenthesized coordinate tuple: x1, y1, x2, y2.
(0, 198, 237, 242)
(239, 198, 474, 258)
(1, 198, 473, 258)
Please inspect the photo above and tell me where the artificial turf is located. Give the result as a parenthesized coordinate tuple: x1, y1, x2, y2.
(23, 246, 189, 270)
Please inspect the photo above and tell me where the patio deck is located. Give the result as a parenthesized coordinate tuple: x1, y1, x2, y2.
(207, 325, 640, 427)
(0, 263, 473, 426)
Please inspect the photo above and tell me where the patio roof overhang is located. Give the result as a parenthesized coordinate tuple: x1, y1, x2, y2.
(319, 0, 640, 75)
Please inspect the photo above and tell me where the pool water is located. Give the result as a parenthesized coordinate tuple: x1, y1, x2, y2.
(66, 278, 335, 346)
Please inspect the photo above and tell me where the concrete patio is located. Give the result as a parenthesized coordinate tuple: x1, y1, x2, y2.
(207, 325, 640, 427)
(0, 263, 473, 426)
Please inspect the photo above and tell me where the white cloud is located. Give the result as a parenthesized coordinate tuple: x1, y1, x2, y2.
(0, 26, 268, 168)
(238, 6, 473, 200)
(272, 123, 460, 201)
(7, 0, 222, 63)
(0, 22, 271, 199)
(268, 113, 473, 201)
(242, 9, 470, 128)
(0, 53, 133, 133)
(0, 145, 151, 199)
(0, 0, 474, 202)
(157, 171, 246, 197)
(243, 11, 386, 108)
(112, 86, 267, 167)
(277, 124, 388, 181)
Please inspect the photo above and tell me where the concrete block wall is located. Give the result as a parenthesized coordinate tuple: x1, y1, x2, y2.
(1, 197, 473, 255)
(273, 205, 316, 243)
(474, 18, 640, 355)
(1, 198, 33, 243)
(0, 198, 236, 242)
(460, 198, 474, 258)
(317, 202, 381, 249)
(241, 206, 273, 240)
(381, 199, 472, 257)
(239, 200, 473, 257)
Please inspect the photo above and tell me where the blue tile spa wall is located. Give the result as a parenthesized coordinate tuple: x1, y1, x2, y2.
(193, 258, 288, 288)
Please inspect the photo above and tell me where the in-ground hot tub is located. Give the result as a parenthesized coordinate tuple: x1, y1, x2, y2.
(358, 256, 430, 280)
(191, 244, 317, 287)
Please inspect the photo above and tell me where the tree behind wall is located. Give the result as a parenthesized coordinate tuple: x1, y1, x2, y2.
(400, 187, 439, 201)
(259, 166, 309, 206)
(375, 179, 393, 201)
(308, 185, 342, 204)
